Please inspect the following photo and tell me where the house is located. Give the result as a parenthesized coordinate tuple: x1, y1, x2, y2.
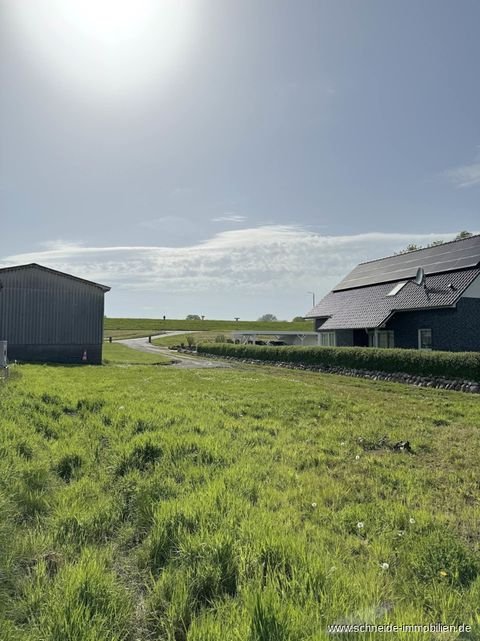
(305, 234, 480, 351)
(0, 263, 110, 364)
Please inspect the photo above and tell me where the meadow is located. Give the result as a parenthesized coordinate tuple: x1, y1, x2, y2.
(104, 317, 314, 337)
(1, 354, 480, 640)
(102, 343, 174, 365)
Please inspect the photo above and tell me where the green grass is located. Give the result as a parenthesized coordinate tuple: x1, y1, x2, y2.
(104, 317, 314, 332)
(102, 343, 173, 365)
(1, 363, 480, 639)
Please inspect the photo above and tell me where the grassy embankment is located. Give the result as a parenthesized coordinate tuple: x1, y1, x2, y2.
(104, 317, 314, 340)
(1, 356, 480, 639)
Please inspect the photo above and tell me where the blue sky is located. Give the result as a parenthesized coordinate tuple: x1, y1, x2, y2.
(1, 0, 479, 319)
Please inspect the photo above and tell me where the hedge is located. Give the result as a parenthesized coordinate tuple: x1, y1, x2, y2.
(196, 344, 480, 382)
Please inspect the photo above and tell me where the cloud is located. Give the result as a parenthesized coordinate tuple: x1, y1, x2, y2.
(0, 227, 459, 297)
(445, 160, 480, 188)
(211, 213, 247, 223)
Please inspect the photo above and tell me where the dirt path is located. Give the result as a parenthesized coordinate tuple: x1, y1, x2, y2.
(117, 334, 231, 369)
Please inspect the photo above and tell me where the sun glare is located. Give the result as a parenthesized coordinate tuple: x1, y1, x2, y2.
(7, 0, 197, 97)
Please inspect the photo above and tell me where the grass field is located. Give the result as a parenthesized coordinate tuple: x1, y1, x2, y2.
(1, 360, 480, 640)
(104, 317, 314, 333)
(102, 343, 174, 365)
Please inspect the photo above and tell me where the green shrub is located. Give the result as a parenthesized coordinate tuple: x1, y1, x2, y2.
(197, 344, 480, 382)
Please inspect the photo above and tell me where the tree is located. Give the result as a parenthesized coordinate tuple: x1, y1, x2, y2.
(395, 243, 421, 255)
(455, 230, 473, 240)
(257, 314, 278, 322)
(396, 231, 473, 255)
(186, 314, 201, 321)
(292, 316, 305, 322)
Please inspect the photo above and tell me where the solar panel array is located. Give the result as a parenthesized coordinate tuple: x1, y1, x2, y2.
(333, 235, 480, 291)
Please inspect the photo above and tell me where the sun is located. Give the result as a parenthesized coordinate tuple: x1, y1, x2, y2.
(6, 0, 197, 97)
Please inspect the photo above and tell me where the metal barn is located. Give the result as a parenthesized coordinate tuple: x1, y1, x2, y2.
(0, 263, 110, 364)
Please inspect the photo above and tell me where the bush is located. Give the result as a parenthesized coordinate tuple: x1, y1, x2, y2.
(196, 344, 480, 382)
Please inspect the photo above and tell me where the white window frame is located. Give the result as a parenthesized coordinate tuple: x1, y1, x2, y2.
(369, 329, 395, 348)
(418, 328, 432, 350)
(319, 331, 336, 347)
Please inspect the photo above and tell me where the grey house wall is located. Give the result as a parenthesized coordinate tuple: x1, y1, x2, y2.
(314, 299, 480, 351)
(385, 298, 480, 352)
(0, 267, 106, 364)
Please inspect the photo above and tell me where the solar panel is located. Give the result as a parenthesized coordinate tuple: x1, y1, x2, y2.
(333, 235, 480, 291)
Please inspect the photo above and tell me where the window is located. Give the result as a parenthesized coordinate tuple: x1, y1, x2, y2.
(387, 281, 407, 296)
(319, 331, 336, 347)
(368, 330, 395, 348)
(418, 328, 432, 350)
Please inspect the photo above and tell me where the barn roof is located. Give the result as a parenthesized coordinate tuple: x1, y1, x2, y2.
(0, 263, 111, 292)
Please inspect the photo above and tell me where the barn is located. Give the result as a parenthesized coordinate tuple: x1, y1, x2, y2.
(0, 263, 110, 364)
(306, 234, 480, 352)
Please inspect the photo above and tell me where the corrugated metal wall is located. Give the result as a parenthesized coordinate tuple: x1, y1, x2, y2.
(0, 266, 105, 345)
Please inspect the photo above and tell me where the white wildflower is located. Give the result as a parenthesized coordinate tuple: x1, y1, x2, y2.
(381, 562, 389, 571)
(357, 522, 364, 529)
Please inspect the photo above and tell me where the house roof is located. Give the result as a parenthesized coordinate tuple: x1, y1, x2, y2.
(305, 268, 480, 330)
(334, 233, 480, 291)
(0, 263, 111, 292)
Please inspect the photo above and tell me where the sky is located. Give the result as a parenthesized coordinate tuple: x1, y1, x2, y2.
(1, 0, 479, 320)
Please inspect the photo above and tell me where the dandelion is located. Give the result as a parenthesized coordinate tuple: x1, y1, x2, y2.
(340, 441, 345, 446)
(409, 517, 415, 524)
(439, 570, 448, 577)
(355, 455, 360, 460)
(311, 502, 317, 508)
(357, 522, 364, 530)
(381, 562, 389, 571)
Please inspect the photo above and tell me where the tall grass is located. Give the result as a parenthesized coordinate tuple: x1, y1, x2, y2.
(0, 363, 480, 638)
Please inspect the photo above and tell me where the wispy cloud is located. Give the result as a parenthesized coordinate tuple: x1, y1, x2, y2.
(211, 213, 246, 223)
(0, 228, 459, 298)
(445, 162, 480, 188)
